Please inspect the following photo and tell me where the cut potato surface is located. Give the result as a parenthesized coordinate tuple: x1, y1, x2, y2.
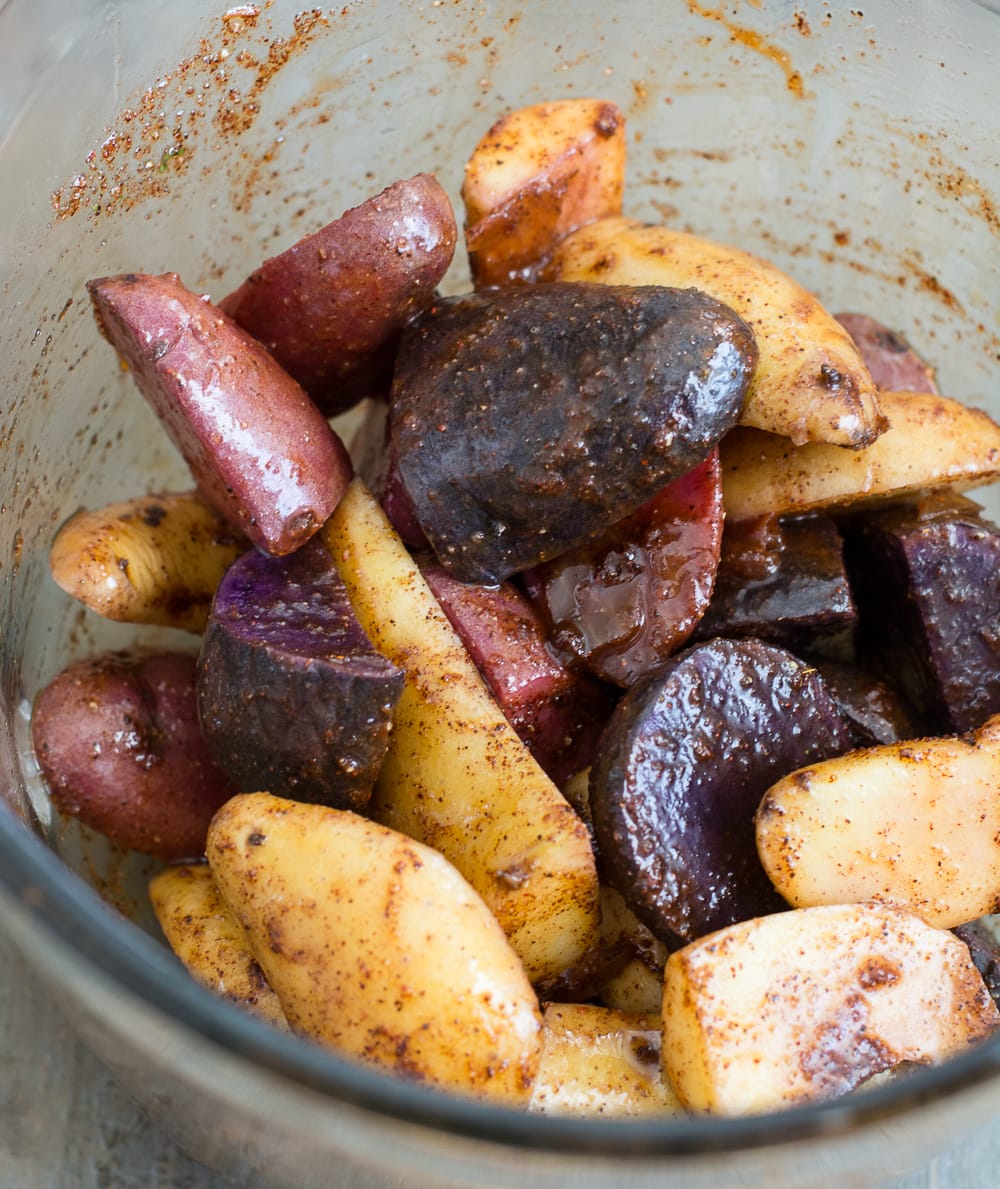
(721, 390, 1000, 522)
(531, 1003, 682, 1117)
(661, 901, 999, 1116)
(549, 215, 884, 449)
(207, 793, 543, 1104)
(756, 716, 1000, 927)
(321, 479, 600, 986)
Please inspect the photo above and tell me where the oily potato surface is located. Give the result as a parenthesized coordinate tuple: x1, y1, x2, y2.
(320, 479, 600, 987)
(207, 793, 542, 1104)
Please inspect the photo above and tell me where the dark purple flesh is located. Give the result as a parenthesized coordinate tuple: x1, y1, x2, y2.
(692, 513, 857, 661)
(841, 493, 1000, 734)
(197, 536, 404, 810)
(523, 452, 724, 688)
(835, 312, 939, 394)
(809, 660, 917, 748)
(589, 637, 855, 945)
(389, 282, 757, 584)
(419, 558, 615, 785)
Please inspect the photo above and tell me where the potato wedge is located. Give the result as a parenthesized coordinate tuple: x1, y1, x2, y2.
(149, 863, 288, 1030)
(207, 793, 542, 1104)
(321, 479, 600, 986)
(548, 215, 884, 449)
(661, 901, 999, 1116)
(595, 886, 668, 1015)
(756, 716, 1000, 928)
(530, 1003, 682, 1117)
(50, 491, 247, 633)
(720, 390, 1000, 522)
(462, 98, 625, 287)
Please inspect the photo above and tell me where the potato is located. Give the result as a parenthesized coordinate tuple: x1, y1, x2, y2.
(462, 98, 625, 287)
(320, 479, 600, 986)
(720, 390, 1000, 522)
(756, 715, 1000, 928)
(149, 863, 288, 1030)
(661, 901, 999, 1116)
(530, 1003, 682, 1117)
(595, 887, 668, 1015)
(49, 491, 247, 633)
(31, 651, 236, 859)
(206, 793, 542, 1104)
(548, 215, 884, 449)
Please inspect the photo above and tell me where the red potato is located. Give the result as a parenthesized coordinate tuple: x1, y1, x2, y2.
(31, 651, 237, 860)
(835, 312, 939, 395)
(220, 174, 458, 416)
(88, 272, 352, 557)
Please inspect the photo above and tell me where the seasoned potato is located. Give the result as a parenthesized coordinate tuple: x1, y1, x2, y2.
(149, 863, 288, 1030)
(720, 390, 1000, 522)
(530, 1003, 682, 1117)
(661, 902, 999, 1116)
(756, 715, 1000, 928)
(321, 479, 600, 986)
(207, 793, 543, 1104)
(595, 887, 668, 1015)
(462, 98, 626, 287)
(50, 491, 247, 633)
(548, 215, 884, 449)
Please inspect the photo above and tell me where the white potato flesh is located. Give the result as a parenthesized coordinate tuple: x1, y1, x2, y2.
(595, 886, 667, 1015)
(720, 390, 1000, 522)
(149, 863, 289, 1030)
(531, 1003, 682, 1117)
(756, 716, 1000, 928)
(206, 793, 543, 1104)
(548, 215, 883, 449)
(661, 902, 999, 1116)
(321, 480, 600, 986)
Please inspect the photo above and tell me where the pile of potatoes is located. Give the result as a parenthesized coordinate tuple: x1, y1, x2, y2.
(31, 99, 1000, 1118)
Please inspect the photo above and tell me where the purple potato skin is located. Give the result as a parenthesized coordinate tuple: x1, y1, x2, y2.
(197, 537, 404, 811)
(809, 660, 917, 748)
(589, 638, 855, 945)
(390, 282, 757, 584)
(835, 312, 939, 394)
(953, 921, 1000, 1005)
(220, 174, 458, 416)
(31, 651, 237, 860)
(842, 494, 1000, 734)
(87, 272, 353, 557)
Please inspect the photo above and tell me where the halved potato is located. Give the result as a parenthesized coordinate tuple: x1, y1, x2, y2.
(756, 715, 1000, 928)
(207, 793, 543, 1104)
(548, 215, 884, 449)
(321, 479, 600, 986)
(661, 901, 999, 1116)
(149, 862, 288, 1030)
(720, 390, 1000, 522)
(530, 1003, 682, 1117)
(462, 98, 626, 287)
(595, 886, 668, 1015)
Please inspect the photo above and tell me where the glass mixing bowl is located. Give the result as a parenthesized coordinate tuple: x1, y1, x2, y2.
(2, 1, 1000, 1184)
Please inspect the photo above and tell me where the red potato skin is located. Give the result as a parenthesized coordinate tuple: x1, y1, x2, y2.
(220, 174, 458, 416)
(31, 652, 238, 860)
(835, 312, 939, 395)
(88, 272, 352, 557)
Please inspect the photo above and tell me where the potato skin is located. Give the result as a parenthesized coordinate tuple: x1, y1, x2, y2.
(31, 651, 237, 859)
(87, 272, 353, 557)
(221, 174, 457, 416)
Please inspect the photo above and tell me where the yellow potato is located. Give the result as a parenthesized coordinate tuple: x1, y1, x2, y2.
(661, 902, 999, 1116)
(530, 1003, 682, 1117)
(50, 491, 247, 633)
(462, 98, 626, 287)
(756, 716, 1000, 928)
(594, 886, 667, 1015)
(548, 215, 884, 449)
(321, 480, 600, 987)
(720, 390, 1000, 521)
(206, 793, 543, 1104)
(149, 862, 288, 1031)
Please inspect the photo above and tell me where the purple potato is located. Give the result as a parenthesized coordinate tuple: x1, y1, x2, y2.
(842, 492, 1000, 734)
(221, 175, 457, 416)
(389, 282, 757, 584)
(835, 312, 939, 394)
(953, 920, 1000, 1005)
(88, 272, 353, 557)
(809, 660, 917, 747)
(589, 637, 855, 945)
(197, 536, 404, 810)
